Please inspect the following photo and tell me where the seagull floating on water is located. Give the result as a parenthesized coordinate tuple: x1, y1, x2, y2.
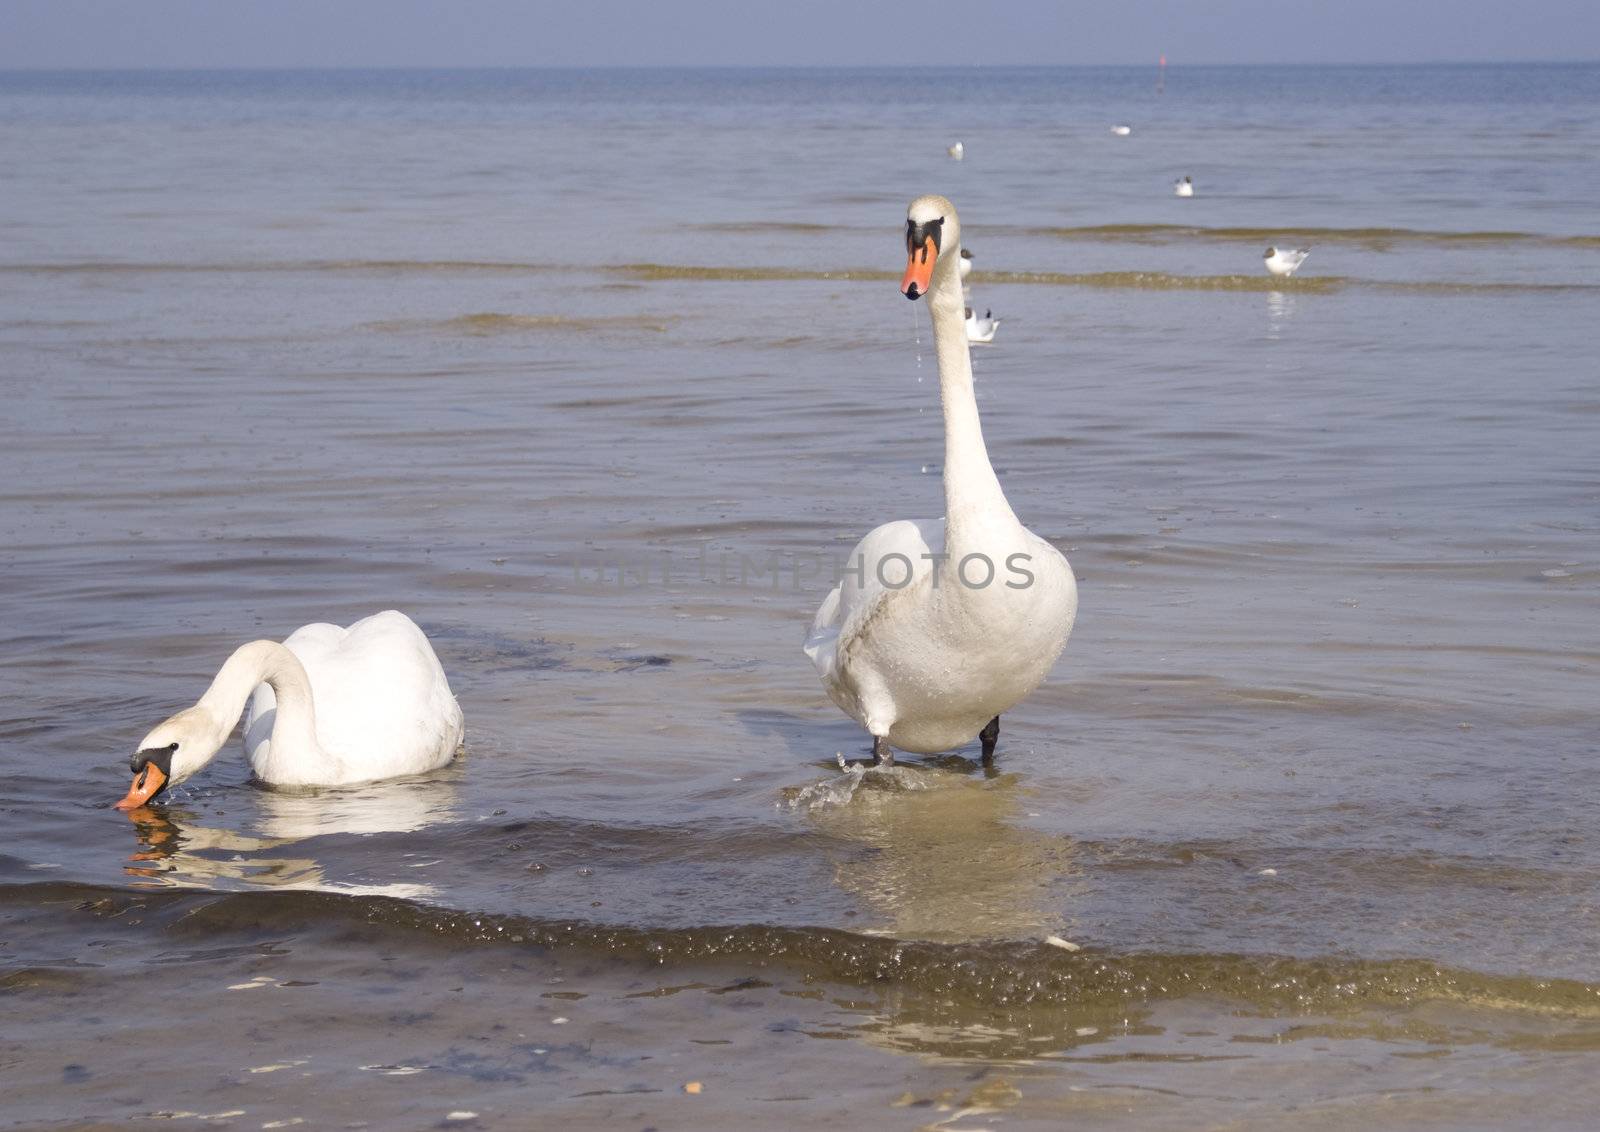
(965, 307, 1000, 344)
(1110, 124, 1132, 136)
(947, 141, 964, 160)
(1263, 246, 1311, 278)
(1174, 175, 1194, 197)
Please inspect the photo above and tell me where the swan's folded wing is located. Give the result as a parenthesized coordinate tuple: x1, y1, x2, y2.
(803, 517, 944, 681)
(802, 585, 842, 667)
(326, 612, 461, 771)
(268, 612, 461, 778)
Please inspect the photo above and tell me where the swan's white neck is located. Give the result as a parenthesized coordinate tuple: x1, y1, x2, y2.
(196, 640, 326, 773)
(927, 245, 1017, 550)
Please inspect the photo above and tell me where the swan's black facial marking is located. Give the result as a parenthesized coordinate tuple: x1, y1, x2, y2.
(130, 742, 178, 777)
(905, 215, 945, 261)
(125, 742, 177, 804)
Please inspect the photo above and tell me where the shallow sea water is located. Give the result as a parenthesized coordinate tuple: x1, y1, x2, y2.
(2, 65, 1599, 1128)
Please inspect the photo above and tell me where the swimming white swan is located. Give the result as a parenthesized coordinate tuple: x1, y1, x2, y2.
(947, 141, 964, 160)
(804, 195, 1077, 765)
(115, 610, 464, 808)
(1264, 246, 1310, 277)
(1110, 124, 1133, 136)
(966, 306, 1000, 344)
(1174, 175, 1194, 197)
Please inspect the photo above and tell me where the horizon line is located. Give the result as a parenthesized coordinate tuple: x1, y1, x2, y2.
(2, 58, 1597, 74)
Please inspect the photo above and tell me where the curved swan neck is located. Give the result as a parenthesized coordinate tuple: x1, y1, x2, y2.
(929, 244, 1016, 545)
(197, 640, 323, 762)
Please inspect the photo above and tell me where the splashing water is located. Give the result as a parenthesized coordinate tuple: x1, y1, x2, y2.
(780, 756, 934, 811)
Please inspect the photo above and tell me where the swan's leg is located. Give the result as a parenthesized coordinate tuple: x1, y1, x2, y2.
(979, 716, 1000, 763)
(872, 735, 894, 767)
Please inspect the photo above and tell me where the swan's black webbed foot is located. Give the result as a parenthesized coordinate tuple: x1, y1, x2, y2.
(872, 735, 894, 767)
(979, 716, 1000, 764)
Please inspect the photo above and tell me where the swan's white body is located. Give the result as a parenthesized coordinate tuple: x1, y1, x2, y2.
(948, 141, 965, 160)
(135, 611, 463, 794)
(1264, 247, 1310, 277)
(966, 307, 1001, 344)
(1111, 124, 1133, 136)
(804, 196, 1077, 755)
(1174, 176, 1194, 197)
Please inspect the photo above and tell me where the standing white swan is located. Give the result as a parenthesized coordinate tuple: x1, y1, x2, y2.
(804, 195, 1077, 765)
(115, 610, 464, 808)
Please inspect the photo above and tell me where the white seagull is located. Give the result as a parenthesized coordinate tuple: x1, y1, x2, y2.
(947, 141, 964, 160)
(1263, 246, 1311, 278)
(965, 306, 1000, 344)
(1174, 176, 1194, 197)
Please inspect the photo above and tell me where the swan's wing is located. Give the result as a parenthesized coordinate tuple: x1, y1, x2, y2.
(804, 517, 945, 682)
(282, 611, 463, 778)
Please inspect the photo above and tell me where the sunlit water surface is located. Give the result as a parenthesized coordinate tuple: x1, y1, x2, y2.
(2, 65, 1599, 1128)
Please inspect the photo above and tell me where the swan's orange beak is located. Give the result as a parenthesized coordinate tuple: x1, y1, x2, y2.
(901, 235, 937, 300)
(115, 762, 167, 810)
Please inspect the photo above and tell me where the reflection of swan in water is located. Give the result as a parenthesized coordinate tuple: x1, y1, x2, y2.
(802, 765, 1080, 943)
(792, 765, 1128, 1060)
(122, 777, 458, 899)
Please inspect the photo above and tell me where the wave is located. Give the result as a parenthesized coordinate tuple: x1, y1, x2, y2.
(4, 259, 1595, 295)
(0, 259, 563, 276)
(365, 312, 672, 335)
(1031, 223, 1600, 249)
(616, 265, 1599, 294)
(688, 221, 838, 234)
(9, 880, 1600, 1029)
(687, 221, 1600, 249)
(611, 262, 891, 282)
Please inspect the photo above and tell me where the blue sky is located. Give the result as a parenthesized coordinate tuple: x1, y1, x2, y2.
(3, 0, 1596, 68)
